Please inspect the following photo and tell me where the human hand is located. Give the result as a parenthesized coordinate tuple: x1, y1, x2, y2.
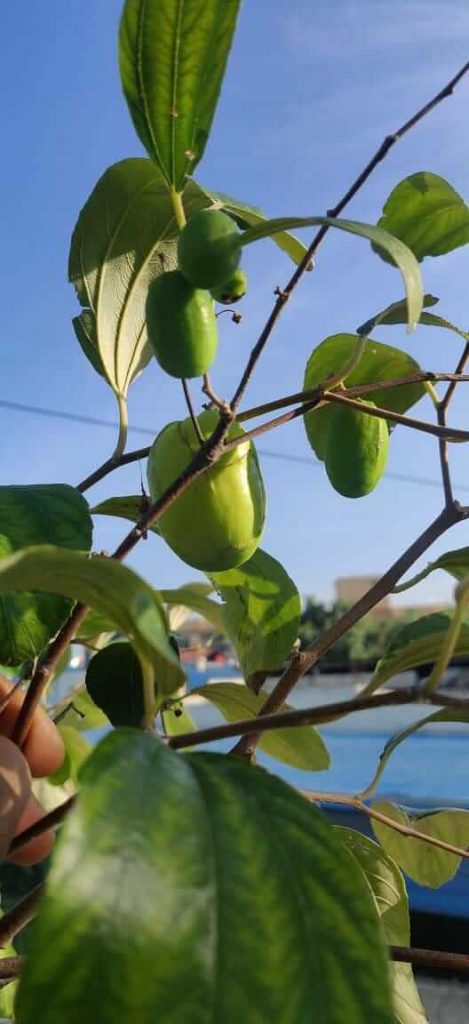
(0, 678, 65, 866)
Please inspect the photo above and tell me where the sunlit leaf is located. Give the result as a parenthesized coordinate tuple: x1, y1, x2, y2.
(371, 801, 469, 888)
(16, 732, 393, 1023)
(377, 172, 469, 261)
(91, 495, 160, 536)
(212, 550, 301, 677)
(119, 0, 241, 190)
(160, 583, 225, 634)
(0, 486, 92, 665)
(367, 611, 469, 692)
(192, 681, 329, 770)
(394, 545, 469, 594)
(359, 293, 469, 344)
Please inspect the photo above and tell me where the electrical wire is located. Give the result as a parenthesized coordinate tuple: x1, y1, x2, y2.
(1, 397, 469, 492)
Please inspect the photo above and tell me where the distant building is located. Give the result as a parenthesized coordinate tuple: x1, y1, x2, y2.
(334, 575, 448, 621)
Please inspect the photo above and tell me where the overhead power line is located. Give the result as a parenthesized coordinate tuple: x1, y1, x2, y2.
(1, 397, 468, 493)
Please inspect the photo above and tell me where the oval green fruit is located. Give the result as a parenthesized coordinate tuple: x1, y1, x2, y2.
(178, 209, 242, 289)
(210, 269, 248, 305)
(324, 400, 389, 498)
(146, 270, 218, 379)
(147, 410, 266, 571)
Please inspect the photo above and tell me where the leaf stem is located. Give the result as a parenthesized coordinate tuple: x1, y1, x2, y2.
(111, 393, 128, 460)
(170, 189, 186, 230)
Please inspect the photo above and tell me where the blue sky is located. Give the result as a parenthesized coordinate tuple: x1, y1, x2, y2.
(1, 0, 469, 608)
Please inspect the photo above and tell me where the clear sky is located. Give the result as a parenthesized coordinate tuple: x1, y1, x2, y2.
(1, 0, 469, 609)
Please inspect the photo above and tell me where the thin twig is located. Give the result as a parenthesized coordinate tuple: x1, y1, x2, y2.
(0, 955, 24, 981)
(390, 946, 469, 974)
(323, 390, 469, 443)
(77, 445, 151, 494)
(8, 797, 76, 856)
(441, 341, 469, 412)
(202, 373, 231, 413)
(232, 503, 464, 758)
(230, 61, 469, 411)
(436, 403, 453, 506)
(181, 379, 204, 443)
(0, 885, 44, 948)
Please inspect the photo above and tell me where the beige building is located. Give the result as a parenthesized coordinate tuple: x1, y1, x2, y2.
(335, 576, 447, 621)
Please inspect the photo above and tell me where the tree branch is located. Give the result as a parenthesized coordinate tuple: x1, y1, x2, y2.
(8, 797, 76, 857)
(0, 955, 24, 982)
(323, 390, 469, 443)
(230, 60, 469, 411)
(77, 446, 151, 494)
(232, 503, 464, 758)
(0, 884, 44, 948)
(390, 946, 469, 974)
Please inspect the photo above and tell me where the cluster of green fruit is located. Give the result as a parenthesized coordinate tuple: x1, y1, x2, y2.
(146, 208, 247, 380)
(145, 210, 265, 574)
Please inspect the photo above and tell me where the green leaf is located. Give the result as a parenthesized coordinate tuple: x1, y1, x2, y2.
(303, 334, 424, 460)
(341, 829, 427, 1024)
(240, 215, 423, 331)
(394, 545, 469, 595)
(51, 687, 110, 734)
(160, 583, 225, 634)
(86, 642, 146, 729)
(119, 0, 241, 191)
(69, 159, 179, 397)
(0, 485, 92, 665)
(49, 726, 91, 787)
(192, 681, 329, 770)
(184, 181, 308, 265)
(0, 546, 185, 699)
(72, 310, 106, 379)
(377, 172, 469, 261)
(212, 550, 301, 677)
(91, 495, 160, 536)
(362, 706, 469, 799)
(368, 611, 469, 691)
(74, 607, 118, 650)
(371, 801, 469, 888)
(16, 732, 393, 1023)
(161, 698, 197, 738)
(359, 293, 469, 344)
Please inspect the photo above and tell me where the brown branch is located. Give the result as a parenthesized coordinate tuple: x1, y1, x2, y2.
(181, 379, 204, 443)
(77, 445, 151, 494)
(8, 797, 76, 856)
(230, 61, 469, 411)
(232, 503, 464, 758)
(0, 955, 24, 982)
(323, 390, 469, 442)
(0, 884, 44, 947)
(390, 946, 469, 974)
(202, 373, 231, 413)
(436, 403, 453, 506)
(442, 342, 469, 412)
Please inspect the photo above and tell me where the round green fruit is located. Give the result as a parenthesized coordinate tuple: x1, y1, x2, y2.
(178, 209, 242, 290)
(146, 271, 218, 379)
(324, 400, 389, 498)
(147, 410, 266, 571)
(210, 269, 248, 305)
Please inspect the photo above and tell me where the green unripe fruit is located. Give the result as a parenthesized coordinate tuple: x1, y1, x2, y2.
(147, 410, 266, 571)
(146, 271, 218, 379)
(324, 400, 389, 498)
(210, 269, 248, 305)
(178, 209, 242, 289)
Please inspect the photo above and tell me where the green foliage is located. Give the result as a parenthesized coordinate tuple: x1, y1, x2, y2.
(119, 0, 241, 190)
(360, 292, 469, 344)
(147, 411, 266, 571)
(324, 400, 389, 498)
(91, 495, 161, 536)
(86, 642, 145, 728)
(341, 829, 427, 1024)
(212, 550, 301, 678)
(49, 726, 91, 787)
(371, 802, 469, 888)
(16, 732, 393, 1024)
(303, 334, 424, 461)
(394, 544, 469, 594)
(191, 681, 329, 770)
(0, 485, 92, 664)
(0, 545, 184, 699)
(146, 270, 218, 378)
(377, 172, 469, 261)
(368, 610, 469, 692)
(160, 583, 225, 634)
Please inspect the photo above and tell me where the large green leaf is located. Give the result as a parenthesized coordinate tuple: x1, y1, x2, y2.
(341, 829, 427, 1024)
(72, 309, 106, 379)
(0, 485, 92, 665)
(191, 681, 330, 770)
(69, 159, 179, 396)
(49, 726, 91, 787)
(184, 181, 308, 265)
(362, 706, 469, 799)
(240, 216, 423, 331)
(212, 550, 301, 678)
(359, 294, 469, 344)
(371, 802, 469, 888)
(16, 732, 393, 1023)
(86, 642, 146, 728)
(119, 0, 241, 190)
(303, 335, 424, 460)
(91, 495, 161, 536)
(367, 611, 469, 692)
(377, 172, 469, 261)
(0, 546, 184, 699)
(394, 545, 469, 595)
